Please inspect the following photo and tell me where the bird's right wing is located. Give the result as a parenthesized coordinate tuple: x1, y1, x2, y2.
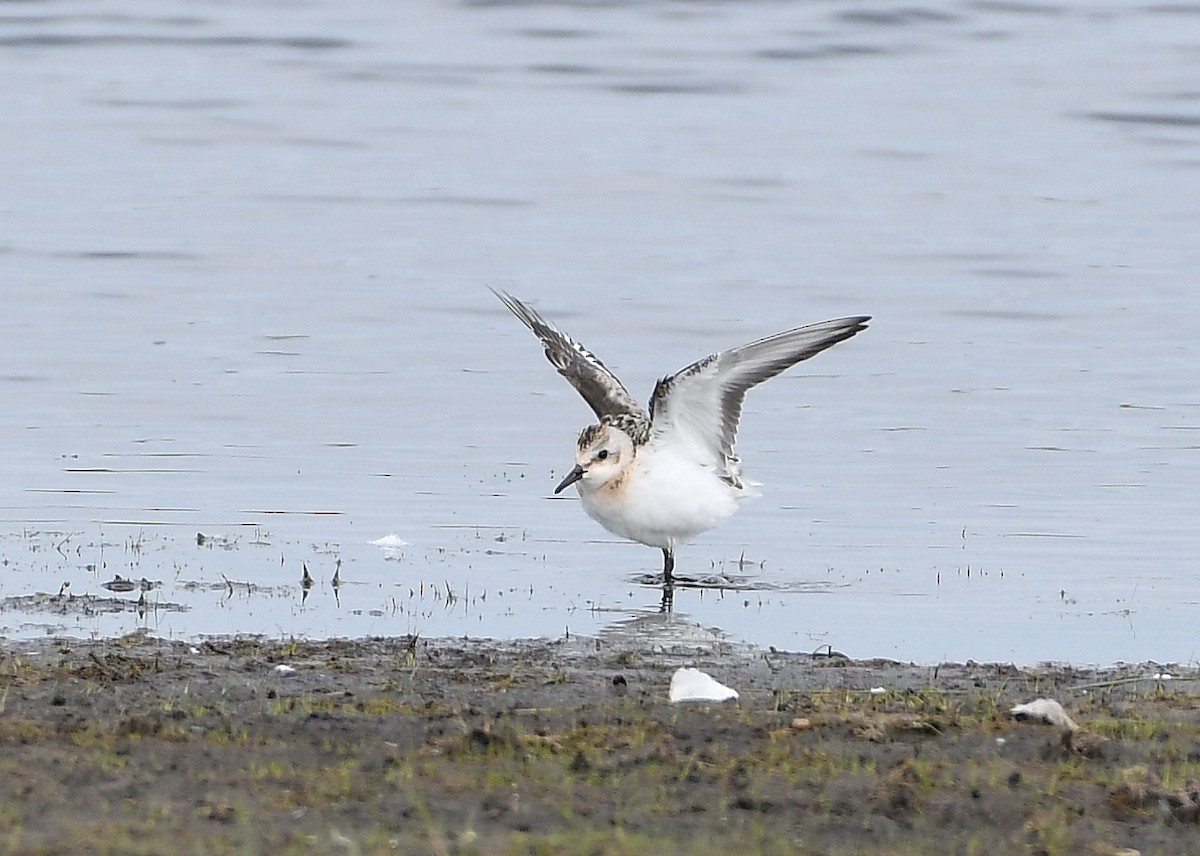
(493, 289, 648, 423)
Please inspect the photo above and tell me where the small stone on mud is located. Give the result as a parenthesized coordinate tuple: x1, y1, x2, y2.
(1064, 729, 1112, 759)
(790, 717, 812, 731)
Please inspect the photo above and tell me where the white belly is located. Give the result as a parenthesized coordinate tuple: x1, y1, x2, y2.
(576, 446, 745, 550)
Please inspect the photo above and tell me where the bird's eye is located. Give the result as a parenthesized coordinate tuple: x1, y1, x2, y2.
(597, 449, 609, 461)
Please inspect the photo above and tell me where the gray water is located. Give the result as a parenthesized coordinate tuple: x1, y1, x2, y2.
(2, 0, 1198, 665)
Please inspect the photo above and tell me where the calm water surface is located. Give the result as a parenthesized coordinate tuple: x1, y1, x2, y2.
(2, 0, 1198, 664)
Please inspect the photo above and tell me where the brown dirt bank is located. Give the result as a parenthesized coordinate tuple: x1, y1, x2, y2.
(0, 632, 1198, 855)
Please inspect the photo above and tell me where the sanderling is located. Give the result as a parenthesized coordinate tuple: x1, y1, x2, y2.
(494, 289, 869, 587)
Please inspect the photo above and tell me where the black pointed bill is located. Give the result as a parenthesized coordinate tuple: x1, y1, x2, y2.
(554, 464, 585, 494)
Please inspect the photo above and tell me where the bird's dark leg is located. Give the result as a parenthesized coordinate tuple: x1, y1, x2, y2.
(658, 548, 676, 612)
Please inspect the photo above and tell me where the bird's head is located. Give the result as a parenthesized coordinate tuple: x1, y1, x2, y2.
(554, 422, 635, 494)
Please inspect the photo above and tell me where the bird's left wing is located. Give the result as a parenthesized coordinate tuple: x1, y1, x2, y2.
(648, 316, 870, 479)
(493, 289, 648, 423)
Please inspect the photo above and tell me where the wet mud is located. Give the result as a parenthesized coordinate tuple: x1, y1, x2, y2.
(1, 634, 1198, 854)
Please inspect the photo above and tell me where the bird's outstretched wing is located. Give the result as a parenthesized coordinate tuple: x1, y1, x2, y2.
(648, 316, 870, 482)
(493, 289, 649, 424)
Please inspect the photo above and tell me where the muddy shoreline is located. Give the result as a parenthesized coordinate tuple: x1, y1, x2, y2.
(1, 632, 1198, 854)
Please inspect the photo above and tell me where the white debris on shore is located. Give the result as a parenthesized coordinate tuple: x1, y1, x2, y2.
(669, 667, 738, 703)
(1011, 698, 1078, 731)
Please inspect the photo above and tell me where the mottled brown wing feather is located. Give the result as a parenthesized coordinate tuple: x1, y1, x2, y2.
(493, 289, 648, 423)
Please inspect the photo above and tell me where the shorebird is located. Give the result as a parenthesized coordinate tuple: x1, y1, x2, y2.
(494, 289, 869, 587)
